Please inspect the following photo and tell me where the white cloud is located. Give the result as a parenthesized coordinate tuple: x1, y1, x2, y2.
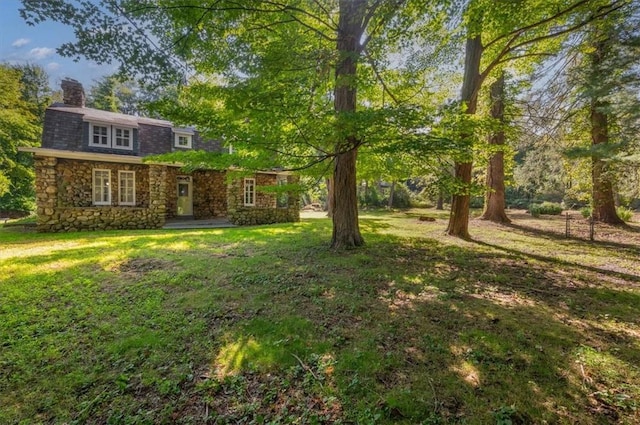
(46, 62, 61, 72)
(12, 38, 31, 48)
(28, 47, 55, 60)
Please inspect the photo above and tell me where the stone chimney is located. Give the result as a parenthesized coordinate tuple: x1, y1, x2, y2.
(61, 78, 85, 107)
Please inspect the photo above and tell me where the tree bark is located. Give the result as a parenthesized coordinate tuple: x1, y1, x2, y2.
(591, 101, 623, 224)
(331, 0, 365, 249)
(436, 191, 444, 210)
(447, 35, 483, 239)
(480, 73, 511, 223)
(590, 38, 622, 225)
(326, 177, 334, 217)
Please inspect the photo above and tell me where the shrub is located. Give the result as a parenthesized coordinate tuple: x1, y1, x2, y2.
(529, 202, 563, 217)
(388, 184, 411, 209)
(580, 206, 633, 222)
(617, 206, 634, 222)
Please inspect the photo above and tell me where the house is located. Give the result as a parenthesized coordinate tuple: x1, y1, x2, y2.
(20, 79, 299, 232)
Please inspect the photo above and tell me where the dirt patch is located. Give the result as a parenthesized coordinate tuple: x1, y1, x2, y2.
(117, 258, 178, 274)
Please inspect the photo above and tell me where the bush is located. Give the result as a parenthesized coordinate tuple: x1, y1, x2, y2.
(359, 186, 382, 208)
(617, 206, 634, 222)
(469, 196, 484, 209)
(388, 184, 411, 209)
(580, 206, 633, 222)
(529, 202, 563, 217)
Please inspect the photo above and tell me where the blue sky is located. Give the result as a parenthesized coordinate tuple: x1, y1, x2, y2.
(0, 0, 114, 90)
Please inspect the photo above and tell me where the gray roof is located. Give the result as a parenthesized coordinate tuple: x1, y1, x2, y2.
(48, 103, 173, 128)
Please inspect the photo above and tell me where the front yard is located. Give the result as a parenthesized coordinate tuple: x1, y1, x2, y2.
(1, 210, 639, 424)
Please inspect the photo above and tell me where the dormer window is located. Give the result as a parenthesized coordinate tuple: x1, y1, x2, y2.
(92, 124, 109, 146)
(113, 127, 133, 149)
(174, 132, 193, 149)
(88, 122, 134, 151)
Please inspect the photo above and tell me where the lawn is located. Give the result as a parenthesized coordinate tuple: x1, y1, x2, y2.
(1, 209, 639, 424)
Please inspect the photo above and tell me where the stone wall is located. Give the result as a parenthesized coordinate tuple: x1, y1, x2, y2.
(34, 156, 299, 231)
(193, 170, 227, 219)
(227, 173, 300, 225)
(165, 167, 179, 219)
(35, 156, 165, 232)
(56, 159, 150, 208)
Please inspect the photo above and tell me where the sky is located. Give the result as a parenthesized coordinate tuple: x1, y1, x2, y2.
(0, 0, 115, 90)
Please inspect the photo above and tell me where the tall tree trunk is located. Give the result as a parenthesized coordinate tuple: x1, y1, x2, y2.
(591, 102, 622, 224)
(480, 73, 511, 223)
(387, 181, 396, 208)
(331, 0, 365, 249)
(447, 35, 483, 239)
(590, 38, 622, 225)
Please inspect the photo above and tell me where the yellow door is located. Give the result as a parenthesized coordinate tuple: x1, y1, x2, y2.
(177, 176, 193, 216)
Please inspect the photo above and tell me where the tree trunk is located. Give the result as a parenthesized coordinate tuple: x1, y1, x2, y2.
(387, 181, 396, 208)
(326, 177, 334, 217)
(447, 35, 483, 239)
(590, 38, 622, 225)
(480, 73, 511, 223)
(436, 191, 444, 210)
(331, 0, 365, 249)
(591, 101, 623, 224)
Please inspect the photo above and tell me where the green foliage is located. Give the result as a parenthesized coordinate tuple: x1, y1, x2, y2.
(616, 206, 634, 222)
(580, 207, 592, 218)
(529, 202, 563, 217)
(359, 185, 382, 208)
(390, 184, 412, 209)
(0, 64, 46, 214)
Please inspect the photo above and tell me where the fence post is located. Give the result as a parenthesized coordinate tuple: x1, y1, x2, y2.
(565, 212, 570, 238)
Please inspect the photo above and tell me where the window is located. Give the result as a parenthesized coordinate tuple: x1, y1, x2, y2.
(91, 124, 109, 146)
(276, 175, 288, 208)
(113, 127, 133, 149)
(93, 169, 111, 205)
(244, 178, 255, 206)
(174, 133, 192, 148)
(118, 171, 135, 206)
(88, 123, 134, 150)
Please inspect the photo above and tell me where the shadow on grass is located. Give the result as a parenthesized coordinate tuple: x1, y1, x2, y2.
(2, 221, 639, 424)
(504, 221, 640, 257)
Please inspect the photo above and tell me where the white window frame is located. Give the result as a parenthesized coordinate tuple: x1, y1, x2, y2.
(118, 170, 136, 206)
(89, 123, 109, 147)
(244, 178, 255, 207)
(174, 132, 193, 149)
(92, 169, 111, 206)
(88, 122, 134, 151)
(113, 126, 134, 150)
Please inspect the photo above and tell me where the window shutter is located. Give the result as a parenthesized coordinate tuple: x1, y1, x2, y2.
(82, 122, 90, 148)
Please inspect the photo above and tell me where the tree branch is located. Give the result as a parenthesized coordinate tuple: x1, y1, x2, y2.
(362, 49, 400, 105)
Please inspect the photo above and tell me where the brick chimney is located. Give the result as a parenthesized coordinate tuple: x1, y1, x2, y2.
(61, 78, 85, 107)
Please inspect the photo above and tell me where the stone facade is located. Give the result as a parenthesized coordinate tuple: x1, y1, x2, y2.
(55, 159, 150, 208)
(227, 173, 300, 225)
(192, 170, 227, 219)
(35, 157, 165, 232)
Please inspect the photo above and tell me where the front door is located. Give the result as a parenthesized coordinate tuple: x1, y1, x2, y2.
(177, 176, 193, 216)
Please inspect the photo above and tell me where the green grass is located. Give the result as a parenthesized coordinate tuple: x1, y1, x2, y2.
(1, 210, 639, 424)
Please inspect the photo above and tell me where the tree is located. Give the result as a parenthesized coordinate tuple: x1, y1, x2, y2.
(480, 73, 511, 222)
(445, 0, 624, 238)
(21, 0, 446, 248)
(0, 64, 45, 214)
